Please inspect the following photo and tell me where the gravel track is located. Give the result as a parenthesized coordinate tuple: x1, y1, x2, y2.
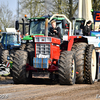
(0, 77, 100, 100)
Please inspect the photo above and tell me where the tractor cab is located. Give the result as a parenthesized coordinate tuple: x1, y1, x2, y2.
(0, 32, 21, 50)
(16, 15, 70, 42)
(73, 18, 85, 35)
(29, 16, 69, 36)
(29, 18, 46, 35)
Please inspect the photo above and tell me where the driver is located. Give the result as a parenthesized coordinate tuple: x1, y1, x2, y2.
(49, 20, 62, 39)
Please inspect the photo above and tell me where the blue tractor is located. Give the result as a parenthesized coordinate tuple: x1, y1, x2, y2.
(0, 32, 21, 76)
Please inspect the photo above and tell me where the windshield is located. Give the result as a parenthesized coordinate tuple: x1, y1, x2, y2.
(30, 20, 67, 37)
(74, 21, 82, 31)
(7, 35, 18, 44)
(30, 20, 45, 35)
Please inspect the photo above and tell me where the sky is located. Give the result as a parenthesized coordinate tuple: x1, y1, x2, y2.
(0, 0, 17, 16)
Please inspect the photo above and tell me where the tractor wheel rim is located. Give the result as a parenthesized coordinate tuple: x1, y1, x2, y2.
(72, 59, 75, 79)
(91, 49, 96, 81)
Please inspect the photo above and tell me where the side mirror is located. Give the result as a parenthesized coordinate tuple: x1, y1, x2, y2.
(71, 17, 75, 20)
(65, 23, 69, 29)
(62, 19, 69, 29)
(62, 19, 66, 29)
(15, 20, 19, 30)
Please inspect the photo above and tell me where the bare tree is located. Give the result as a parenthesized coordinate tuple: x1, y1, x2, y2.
(19, 0, 46, 18)
(92, 0, 100, 11)
(51, 0, 78, 20)
(0, 3, 14, 31)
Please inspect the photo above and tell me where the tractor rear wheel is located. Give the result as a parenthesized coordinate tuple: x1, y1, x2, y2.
(72, 43, 87, 83)
(20, 42, 35, 66)
(0, 47, 2, 63)
(9, 50, 15, 76)
(12, 50, 32, 84)
(0, 50, 10, 76)
(1, 50, 9, 63)
(85, 44, 96, 84)
(58, 51, 76, 85)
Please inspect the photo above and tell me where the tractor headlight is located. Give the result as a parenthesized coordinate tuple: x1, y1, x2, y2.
(21, 40, 26, 43)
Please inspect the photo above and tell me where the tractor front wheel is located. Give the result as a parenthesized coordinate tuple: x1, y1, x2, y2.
(58, 51, 76, 85)
(72, 43, 87, 84)
(12, 50, 32, 84)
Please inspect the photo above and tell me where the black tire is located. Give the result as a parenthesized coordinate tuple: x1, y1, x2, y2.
(1, 50, 9, 63)
(0, 47, 2, 63)
(26, 43, 35, 66)
(20, 42, 35, 66)
(85, 44, 96, 84)
(9, 50, 15, 76)
(12, 50, 32, 84)
(10, 50, 15, 61)
(58, 51, 76, 85)
(72, 43, 87, 83)
(0, 50, 9, 76)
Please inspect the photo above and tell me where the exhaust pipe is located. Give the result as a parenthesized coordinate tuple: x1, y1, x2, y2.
(45, 18, 48, 36)
(22, 18, 26, 35)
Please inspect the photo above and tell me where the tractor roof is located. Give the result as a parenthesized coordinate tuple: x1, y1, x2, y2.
(75, 18, 85, 21)
(28, 15, 65, 21)
(1, 32, 19, 35)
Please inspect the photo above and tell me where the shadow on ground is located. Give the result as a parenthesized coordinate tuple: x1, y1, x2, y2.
(0, 76, 58, 85)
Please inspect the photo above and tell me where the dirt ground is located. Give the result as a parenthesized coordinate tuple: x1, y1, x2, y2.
(0, 76, 100, 100)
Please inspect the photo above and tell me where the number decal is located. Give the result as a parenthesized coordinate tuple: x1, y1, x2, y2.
(95, 13, 100, 21)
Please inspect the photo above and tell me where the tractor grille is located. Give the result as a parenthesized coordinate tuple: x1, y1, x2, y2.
(36, 44, 50, 58)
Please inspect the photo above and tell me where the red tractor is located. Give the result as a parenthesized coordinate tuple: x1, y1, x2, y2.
(12, 14, 97, 85)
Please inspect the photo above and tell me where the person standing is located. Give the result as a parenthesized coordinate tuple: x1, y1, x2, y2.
(83, 20, 92, 36)
(80, 22, 84, 30)
(80, 21, 84, 35)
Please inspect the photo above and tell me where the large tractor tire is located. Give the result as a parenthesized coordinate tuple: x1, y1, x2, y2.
(20, 42, 35, 66)
(26, 43, 35, 66)
(58, 51, 76, 85)
(72, 43, 87, 84)
(1, 50, 9, 63)
(85, 44, 96, 84)
(9, 50, 15, 76)
(0, 50, 10, 76)
(0, 47, 2, 63)
(12, 50, 32, 84)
